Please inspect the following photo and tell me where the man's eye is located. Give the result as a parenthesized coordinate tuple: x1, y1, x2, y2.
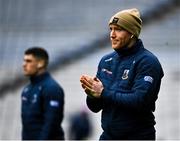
(26, 60, 32, 63)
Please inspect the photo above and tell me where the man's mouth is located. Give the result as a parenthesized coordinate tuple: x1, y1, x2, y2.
(112, 40, 118, 44)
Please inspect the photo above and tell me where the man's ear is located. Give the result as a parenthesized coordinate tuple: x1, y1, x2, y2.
(37, 60, 44, 69)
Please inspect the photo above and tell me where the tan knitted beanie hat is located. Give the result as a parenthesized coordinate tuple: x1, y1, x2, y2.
(109, 8, 142, 38)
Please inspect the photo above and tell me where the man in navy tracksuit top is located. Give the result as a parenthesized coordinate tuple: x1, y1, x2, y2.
(80, 8, 164, 140)
(21, 47, 64, 140)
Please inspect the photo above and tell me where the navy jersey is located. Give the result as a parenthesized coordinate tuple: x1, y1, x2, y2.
(86, 39, 164, 139)
(21, 72, 64, 140)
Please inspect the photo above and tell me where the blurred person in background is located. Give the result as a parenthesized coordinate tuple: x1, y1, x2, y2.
(21, 47, 65, 140)
(80, 8, 164, 140)
(68, 108, 92, 140)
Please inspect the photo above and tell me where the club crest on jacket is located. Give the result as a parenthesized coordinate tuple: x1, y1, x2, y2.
(122, 69, 129, 80)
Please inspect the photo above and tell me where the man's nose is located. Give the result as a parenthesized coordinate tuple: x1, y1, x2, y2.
(110, 29, 116, 37)
(110, 30, 116, 38)
(22, 62, 26, 68)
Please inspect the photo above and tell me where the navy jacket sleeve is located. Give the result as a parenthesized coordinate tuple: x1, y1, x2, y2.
(39, 84, 64, 139)
(86, 96, 103, 113)
(101, 56, 164, 112)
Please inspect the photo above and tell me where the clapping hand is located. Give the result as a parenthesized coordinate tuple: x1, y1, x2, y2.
(80, 75, 104, 98)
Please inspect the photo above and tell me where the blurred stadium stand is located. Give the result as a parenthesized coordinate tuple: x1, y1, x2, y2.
(0, 0, 179, 139)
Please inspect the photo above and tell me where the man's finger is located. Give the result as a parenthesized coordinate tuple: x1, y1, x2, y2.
(81, 83, 86, 89)
(80, 77, 93, 89)
(81, 83, 91, 90)
(82, 83, 93, 92)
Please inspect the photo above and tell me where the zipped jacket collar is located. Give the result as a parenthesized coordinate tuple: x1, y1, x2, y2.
(115, 39, 144, 57)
